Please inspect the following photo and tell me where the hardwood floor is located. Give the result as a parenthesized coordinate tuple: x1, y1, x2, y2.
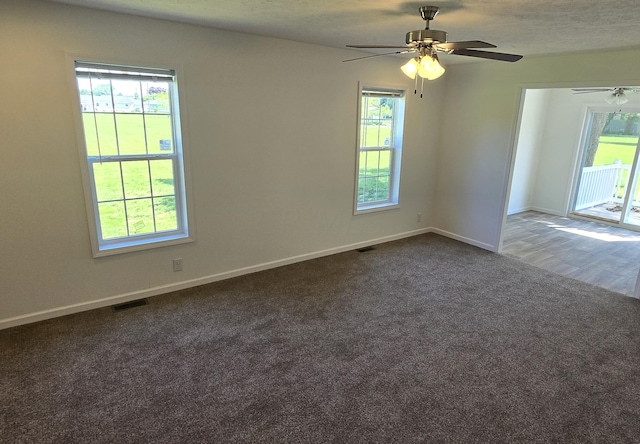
(502, 211, 640, 297)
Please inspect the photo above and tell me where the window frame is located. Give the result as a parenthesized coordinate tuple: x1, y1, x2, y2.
(353, 83, 406, 214)
(68, 56, 194, 257)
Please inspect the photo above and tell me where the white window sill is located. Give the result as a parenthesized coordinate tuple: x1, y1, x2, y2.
(355, 202, 399, 215)
(93, 234, 194, 258)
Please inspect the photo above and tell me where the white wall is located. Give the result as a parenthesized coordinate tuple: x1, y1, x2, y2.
(507, 89, 549, 214)
(0, 0, 444, 327)
(529, 89, 592, 215)
(436, 50, 640, 251)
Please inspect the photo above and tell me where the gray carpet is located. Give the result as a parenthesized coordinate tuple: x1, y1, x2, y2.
(2, 234, 640, 443)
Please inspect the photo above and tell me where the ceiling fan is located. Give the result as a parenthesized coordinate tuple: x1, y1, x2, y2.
(572, 87, 640, 105)
(344, 5, 523, 95)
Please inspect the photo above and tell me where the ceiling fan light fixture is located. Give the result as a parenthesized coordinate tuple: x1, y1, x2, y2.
(605, 91, 629, 105)
(417, 54, 445, 80)
(401, 58, 420, 79)
(346, 5, 522, 93)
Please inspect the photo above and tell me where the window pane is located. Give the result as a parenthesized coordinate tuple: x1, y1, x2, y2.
(146, 115, 174, 154)
(361, 94, 395, 148)
(150, 159, 175, 197)
(122, 161, 151, 199)
(89, 79, 112, 112)
(82, 114, 99, 156)
(98, 201, 127, 239)
(365, 151, 380, 176)
(365, 97, 381, 119)
(358, 149, 392, 204)
(376, 176, 390, 201)
(362, 124, 378, 148)
(93, 162, 123, 202)
(126, 198, 155, 235)
(362, 177, 377, 202)
(115, 114, 147, 155)
(362, 123, 392, 148)
(357, 180, 366, 204)
(154, 197, 178, 232)
(380, 121, 392, 147)
(110, 79, 143, 113)
(358, 152, 367, 176)
(94, 114, 118, 156)
(141, 81, 170, 114)
(379, 150, 391, 175)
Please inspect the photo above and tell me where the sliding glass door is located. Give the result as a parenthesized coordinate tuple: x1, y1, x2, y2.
(572, 109, 640, 229)
(622, 158, 640, 227)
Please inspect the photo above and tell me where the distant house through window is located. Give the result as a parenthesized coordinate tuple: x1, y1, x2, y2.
(354, 85, 406, 213)
(74, 61, 192, 256)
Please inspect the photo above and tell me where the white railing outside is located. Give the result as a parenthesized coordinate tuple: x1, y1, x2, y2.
(575, 162, 631, 211)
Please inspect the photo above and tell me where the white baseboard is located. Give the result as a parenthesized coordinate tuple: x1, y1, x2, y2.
(0, 228, 432, 330)
(528, 206, 565, 217)
(508, 206, 566, 217)
(430, 228, 497, 252)
(507, 206, 532, 215)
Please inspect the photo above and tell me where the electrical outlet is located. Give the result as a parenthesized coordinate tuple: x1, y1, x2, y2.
(173, 258, 183, 272)
(417, 213, 422, 223)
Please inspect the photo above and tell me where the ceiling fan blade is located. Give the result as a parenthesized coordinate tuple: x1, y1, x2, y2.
(435, 40, 497, 50)
(451, 49, 523, 62)
(346, 45, 409, 49)
(342, 50, 410, 62)
(571, 88, 611, 92)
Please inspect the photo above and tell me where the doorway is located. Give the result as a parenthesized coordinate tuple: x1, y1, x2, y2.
(505, 87, 640, 230)
(502, 86, 640, 297)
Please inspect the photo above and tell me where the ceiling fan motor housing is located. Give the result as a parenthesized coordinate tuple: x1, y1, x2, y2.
(406, 29, 448, 45)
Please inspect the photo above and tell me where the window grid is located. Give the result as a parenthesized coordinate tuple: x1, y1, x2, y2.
(358, 93, 397, 204)
(358, 150, 392, 204)
(355, 87, 404, 211)
(88, 156, 180, 240)
(76, 61, 188, 253)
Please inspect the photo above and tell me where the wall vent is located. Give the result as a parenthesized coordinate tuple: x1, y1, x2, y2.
(113, 299, 148, 312)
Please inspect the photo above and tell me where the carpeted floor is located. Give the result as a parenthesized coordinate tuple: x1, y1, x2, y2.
(2, 234, 640, 442)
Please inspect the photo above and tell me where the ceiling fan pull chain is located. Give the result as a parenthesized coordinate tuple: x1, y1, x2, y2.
(420, 76, 425, 98)
(414, 73, 419, 95)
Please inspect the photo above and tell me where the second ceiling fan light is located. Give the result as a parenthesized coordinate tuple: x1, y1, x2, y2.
(605, 90, 629, 105)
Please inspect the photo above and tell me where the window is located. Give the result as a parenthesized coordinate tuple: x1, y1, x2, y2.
(74, 61, 191, 256)
(354, 86, 406, 213)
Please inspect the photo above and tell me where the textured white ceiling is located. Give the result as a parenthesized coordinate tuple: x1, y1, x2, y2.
(46, 0, 640, 63)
